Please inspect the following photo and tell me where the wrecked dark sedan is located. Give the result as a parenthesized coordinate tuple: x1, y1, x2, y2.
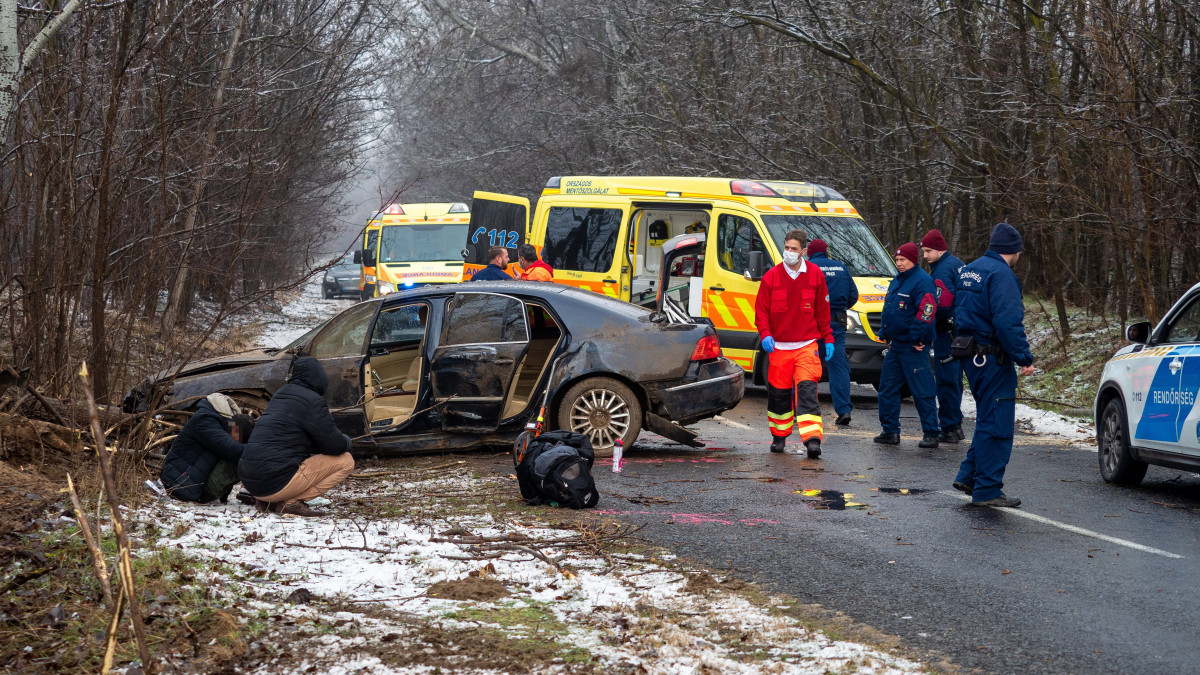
(124, 281, 745, 454)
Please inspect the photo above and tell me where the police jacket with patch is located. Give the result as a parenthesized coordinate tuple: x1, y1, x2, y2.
(808, 252, 859, 313)
(238, 356, 352, 497)
(160, 399, 244, 503)
(953, 251, 1034, 367)
(880, 266, 937, 346)
(928, 252, 965, 329)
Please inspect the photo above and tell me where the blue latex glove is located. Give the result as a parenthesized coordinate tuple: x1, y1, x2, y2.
(824, 342, 835, 361)
(761, 336, 775, 353)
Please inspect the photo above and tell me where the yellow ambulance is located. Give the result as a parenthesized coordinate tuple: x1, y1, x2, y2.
(356, 202, 471, 298)
(463, 177, 896, 386)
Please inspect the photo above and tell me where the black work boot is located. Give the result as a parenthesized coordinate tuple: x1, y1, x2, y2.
(805, 438, 822, 459)
(835, 413, 852, 426)
(938, 426, 965, 443)
(918, 434, 940, 449)
(952, 481, 974, 496)
(873, 432, 900, 445)
(770, 436, 787, 453)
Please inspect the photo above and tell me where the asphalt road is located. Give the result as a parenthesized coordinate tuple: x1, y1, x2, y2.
(498, 385, 1200, 673)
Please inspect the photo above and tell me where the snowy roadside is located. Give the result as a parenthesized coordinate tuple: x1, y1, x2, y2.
(251, 278, 358, 349)
(959, 395, 1096, 449)
(144, 463, 927, 674)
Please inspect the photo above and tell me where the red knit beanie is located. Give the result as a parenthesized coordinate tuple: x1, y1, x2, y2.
(895, 243, 920, 265)
(920, 229, 947, 251)
(806, 238, 827, 255)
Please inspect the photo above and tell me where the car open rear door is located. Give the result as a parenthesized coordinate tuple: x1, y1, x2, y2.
(430, 292, 530, 432)
(461, 192, 529, 281)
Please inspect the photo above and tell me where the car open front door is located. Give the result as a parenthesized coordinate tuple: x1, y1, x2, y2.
(461, 192, 529, 281)
(430, 292, 530, 432)
(305, 300, 379, 438)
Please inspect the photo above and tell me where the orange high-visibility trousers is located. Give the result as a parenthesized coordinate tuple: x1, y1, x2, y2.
(766, 345, 824, 442)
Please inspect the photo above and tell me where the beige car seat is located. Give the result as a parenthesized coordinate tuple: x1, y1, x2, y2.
(401, 356, 421, 393)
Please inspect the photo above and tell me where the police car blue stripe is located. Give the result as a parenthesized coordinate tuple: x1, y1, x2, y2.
(1135, 345, 1199, 443)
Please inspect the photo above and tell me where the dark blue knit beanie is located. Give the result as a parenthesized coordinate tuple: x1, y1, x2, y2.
(989, 223, 1023, 254)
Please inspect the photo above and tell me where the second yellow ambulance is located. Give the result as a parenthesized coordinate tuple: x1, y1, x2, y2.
(358, 202, 471, 298)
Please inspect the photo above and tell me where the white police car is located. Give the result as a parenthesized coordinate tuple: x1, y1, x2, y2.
(1095, 282, 1200, 485)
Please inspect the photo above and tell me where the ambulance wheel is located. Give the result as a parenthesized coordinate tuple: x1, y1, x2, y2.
(557, 377, 641, 451)
(1098, 398, 1147, 486)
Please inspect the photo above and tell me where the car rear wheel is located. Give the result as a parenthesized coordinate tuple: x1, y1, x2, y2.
(322, 286, 333, 299)
(557, 377, 641, 451)
(1098, 397, 1147, 486)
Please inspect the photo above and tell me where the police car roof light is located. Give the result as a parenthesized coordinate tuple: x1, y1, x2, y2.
(730, 180, 780, 198)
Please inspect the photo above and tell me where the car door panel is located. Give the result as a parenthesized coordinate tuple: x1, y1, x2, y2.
(306, 300, 378, 436)
(1134, 296, 1200, 452)
(430, 292, 529, 432)
(1177, 346, 1200, 454)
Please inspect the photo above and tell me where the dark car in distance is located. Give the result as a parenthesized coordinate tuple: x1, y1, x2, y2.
(124, 281, 745, 454)
(322, 257, 361, 299)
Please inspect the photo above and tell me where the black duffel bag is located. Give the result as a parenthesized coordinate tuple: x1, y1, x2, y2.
(515, 430, 600, 509)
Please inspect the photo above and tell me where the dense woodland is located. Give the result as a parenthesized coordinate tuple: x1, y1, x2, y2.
(2, 0, 1198, 400)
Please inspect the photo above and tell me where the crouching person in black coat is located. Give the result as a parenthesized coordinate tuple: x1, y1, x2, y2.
(238, 356, 354, 517)
(160, 393, 252, 503)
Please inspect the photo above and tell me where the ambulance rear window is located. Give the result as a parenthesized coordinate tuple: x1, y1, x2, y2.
(542, 207, 622, 273)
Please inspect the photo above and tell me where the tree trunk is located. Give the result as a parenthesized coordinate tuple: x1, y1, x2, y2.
(162, 0, 250, 335)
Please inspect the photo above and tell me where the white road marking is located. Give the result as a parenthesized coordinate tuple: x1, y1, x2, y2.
(940, 491, 1184, 559)
(714, 415, 753, 430)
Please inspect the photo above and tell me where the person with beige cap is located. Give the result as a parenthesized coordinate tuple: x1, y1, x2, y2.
(159, 393, 252, 503)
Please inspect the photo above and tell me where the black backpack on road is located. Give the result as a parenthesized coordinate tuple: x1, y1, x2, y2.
(515, 430, 599, 509)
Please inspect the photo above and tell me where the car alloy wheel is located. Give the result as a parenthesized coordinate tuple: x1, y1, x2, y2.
(1098, 397, 1147, 486)
(558, 377, 641, 451)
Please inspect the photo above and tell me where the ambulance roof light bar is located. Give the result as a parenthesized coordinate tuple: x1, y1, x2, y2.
(383, 203, 405, 215)
(730, 180, 781, 198)
(447, 202, 470, 213)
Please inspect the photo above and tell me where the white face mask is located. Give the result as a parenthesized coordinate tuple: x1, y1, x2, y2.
(782, 250, 801, 266)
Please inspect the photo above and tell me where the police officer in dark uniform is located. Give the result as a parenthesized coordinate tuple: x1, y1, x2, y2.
(920, 229, 967, 443)
(806, 238, 859, 426)
(874, 243, 940, 448)
(952, 223, 1036, 507)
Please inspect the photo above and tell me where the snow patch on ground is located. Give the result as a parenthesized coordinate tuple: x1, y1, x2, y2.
(145, 470, 926, 674)
(253, 278, 356, 349)
(960, 395, 1095, 447)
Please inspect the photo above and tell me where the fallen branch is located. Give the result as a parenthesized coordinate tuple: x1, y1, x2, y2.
(80, 363, 154, 672)
(67, 474, 114, 608)
(278, 541, 394, 555)
(0, 567, 53, 595)
(25, 384, 70, 427)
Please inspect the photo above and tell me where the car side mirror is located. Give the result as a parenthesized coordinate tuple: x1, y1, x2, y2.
(360, 248, 375, 265)
(1126, 321, 1151, 345)
(352, 250, 362, 264)
(745, 251, 765, 281)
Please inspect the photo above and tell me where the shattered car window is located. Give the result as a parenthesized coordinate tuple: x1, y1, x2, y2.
(372, 304, 427, 345)
(309, 301, 377, 358)
(441, 293, 528, 345)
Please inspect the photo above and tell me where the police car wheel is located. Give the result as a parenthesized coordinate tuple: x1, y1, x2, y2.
(557, 377, 641, 452)
(1098, 398, 1147, 486)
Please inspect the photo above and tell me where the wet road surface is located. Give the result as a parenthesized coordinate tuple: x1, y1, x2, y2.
(489, 385, 1200, 673)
